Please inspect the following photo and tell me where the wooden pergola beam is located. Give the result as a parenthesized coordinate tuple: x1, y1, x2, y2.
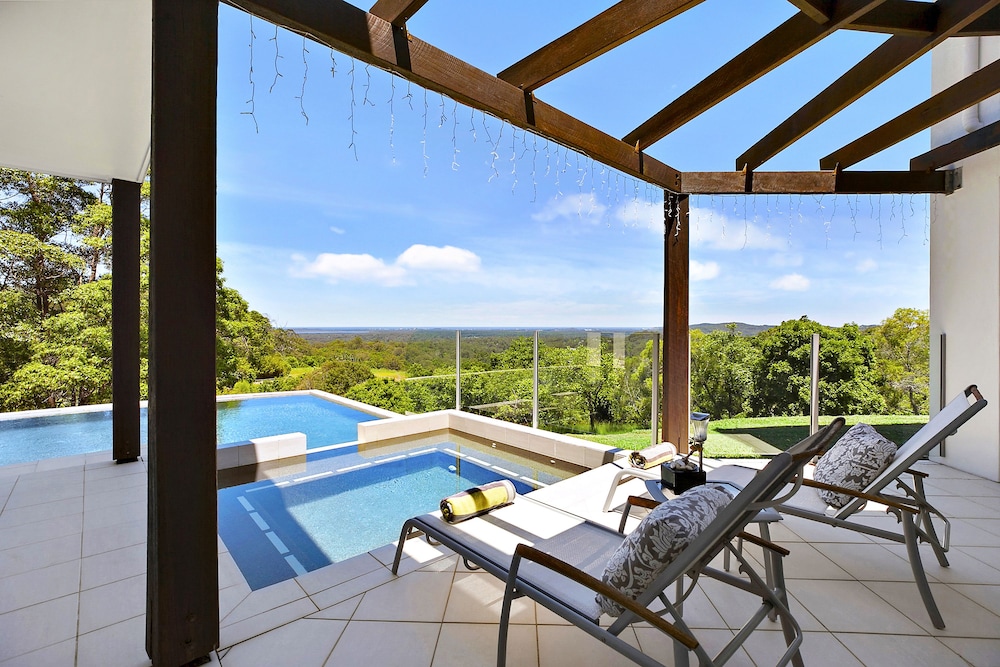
(821, 57, 1000, 169)
(661, 194, 689, 452)
(911, 118, 1000, 171)
(681, 169, 952, 194)
(958, 4, 1000, 34)
(844, 0, 937, 35)
(623, 0, 885, 151)
(229, 0, 683, 192)
(737, 0, 1000, 172)
(498, 0, 706, 92)
(369, 0, 430, 26)
(787, 0, 835, 22)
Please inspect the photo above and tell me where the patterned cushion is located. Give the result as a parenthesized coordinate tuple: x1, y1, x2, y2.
(597, 484, 733, 617)
(813, 423, 897, 508)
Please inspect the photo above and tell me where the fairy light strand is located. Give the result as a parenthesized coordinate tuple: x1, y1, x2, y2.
(296, 36, 310, 125)
(241, 16, 259, 133)
(269, 25, 283, 93)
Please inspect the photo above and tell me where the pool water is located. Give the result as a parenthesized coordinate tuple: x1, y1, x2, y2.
(218, 439, 571, 589)
(0, 394, 379, 466)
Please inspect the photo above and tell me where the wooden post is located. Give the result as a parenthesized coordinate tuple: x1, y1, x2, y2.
(661, 193, 690, 453)
(147, 1, 219, 664)
(112, 178, 141, 463)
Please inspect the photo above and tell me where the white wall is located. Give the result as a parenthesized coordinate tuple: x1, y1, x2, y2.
(929, 37, 1000, 481)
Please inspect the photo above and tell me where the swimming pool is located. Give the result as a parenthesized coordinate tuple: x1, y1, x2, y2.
(0, 393, 381, 466)
(218, 435, 579, 589)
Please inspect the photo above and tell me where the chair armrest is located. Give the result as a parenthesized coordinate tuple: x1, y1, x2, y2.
(736, 531, 790, 557)
(904, 467, 929, 479)
(799, 479, 917, 513)
(511, 543, 699, 650)
(618, 495, 660, 533)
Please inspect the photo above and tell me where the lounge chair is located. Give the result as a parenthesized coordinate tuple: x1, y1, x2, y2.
(707, 385, 987, 630)
(391, 419, 844, 667)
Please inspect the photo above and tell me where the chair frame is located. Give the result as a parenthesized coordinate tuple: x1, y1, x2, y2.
(391, 419, 845, 667)
(709, 384, 987, 630)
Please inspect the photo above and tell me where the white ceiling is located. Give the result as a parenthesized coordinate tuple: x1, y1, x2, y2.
(0, 1, 151, 183)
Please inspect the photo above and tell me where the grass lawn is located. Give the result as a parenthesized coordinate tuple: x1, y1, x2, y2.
(572, 414, 929, 459)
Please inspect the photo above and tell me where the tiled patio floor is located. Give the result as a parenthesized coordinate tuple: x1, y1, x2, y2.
(1, 451, 998, 666)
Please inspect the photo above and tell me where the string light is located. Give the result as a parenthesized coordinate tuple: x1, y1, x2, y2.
(388, 75, 396, 162)
(347, 58, 358, 161)
(509, 126, 518, 194)
(241, 16, 259, 133)
(268, 24, 283, 93)
(296, 36, 309, 125)
(451, 100, 461, 171)
(362, 64, 376, 107)
(421, 88, 430, 177)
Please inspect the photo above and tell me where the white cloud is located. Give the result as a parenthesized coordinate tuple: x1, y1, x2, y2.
(291, 244, 481, 286)
(614, 199, 662, 228)
(856, 258, 878, 273)
(689, 208, 786, 250)
(329, 226, 346, 235)
(291, 252, 408, 286)
(691, 260, 720, 281)
(531, 194, 607, 222)
(770, 273, 810, 291)
(396, 244, 481, 272)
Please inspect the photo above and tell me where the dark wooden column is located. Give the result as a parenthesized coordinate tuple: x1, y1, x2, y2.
(112, 178, 141, 463)
(147, 1, 219, 664)
(661, 193, 690, 453)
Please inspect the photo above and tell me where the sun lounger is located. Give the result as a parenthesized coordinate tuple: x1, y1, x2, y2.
(391, 419, 844, 667)
(707, 385, 986, 630)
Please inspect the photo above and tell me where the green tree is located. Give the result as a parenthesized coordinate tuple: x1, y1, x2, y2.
(753, 317, 885, 416)
(296, 360, 374, 395)
(0, 170, 95, 317)
(690, 324, 761, 418)
(870, 308, 930, 414)
(346, 377, 414, 413)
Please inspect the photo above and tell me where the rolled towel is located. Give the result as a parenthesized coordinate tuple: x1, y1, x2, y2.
(440, 479, 517, 523)
(629, 442, 677, 469)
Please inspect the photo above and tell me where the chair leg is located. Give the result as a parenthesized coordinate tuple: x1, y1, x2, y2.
(920, 509, 950, 567)
(903, 513, 946, 629)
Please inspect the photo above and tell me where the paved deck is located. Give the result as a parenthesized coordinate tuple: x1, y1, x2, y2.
(1, 451, 998, 666)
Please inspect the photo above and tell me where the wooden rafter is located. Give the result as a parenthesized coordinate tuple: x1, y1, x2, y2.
(961, 5, 1000, 34)
(911, 119, 1000, 171)
(230, 0, 683, 192)
(498, 0, 705, 92)
(737, 0, 1000, 172)
(788, 0, 834, 22)
(369, 0, 430, 26)
(822, 57, 1000, 169)
(623, 0, 886, 151)
(845, 0, 938, 35)
(681, 169, 953, 194)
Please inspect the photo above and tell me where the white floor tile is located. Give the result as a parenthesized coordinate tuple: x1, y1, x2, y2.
(790, 579, 926, 634)
(741, 630, 862, 667)
(937, 637, 1000, 667)
(222, 578, 306, 626)
(81, 517, 145, 557)
(0, 512, 81, 550)
(78, 573, 146, 634)
(77, 614, 150, 667)
(0, 496, 83, 530)
(433, 622, 537, 667)
(323, 620, 439, 667)
(294, 552, 383, 596)
(0, 595, 78, 662)
(351, 570, 454, 622)
(219, 598, 320, 650)
(81, 542, 146, 590)
(865, 581, 1000, 637)
(844, 633, 969, 667)
(0, 559, 81, 614)
(0, 533, 81, 579)
(0, 638, 76, 666)
(222, 617, 346, 667)
(443, 571, 536, 625)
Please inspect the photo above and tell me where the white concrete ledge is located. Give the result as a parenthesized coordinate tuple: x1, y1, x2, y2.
(217, 432, 307, 470)
(357, 410, 618, 470)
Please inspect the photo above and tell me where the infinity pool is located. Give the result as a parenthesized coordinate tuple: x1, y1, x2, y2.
(218, 435, 579, 589)
(0, 393, 381, 466)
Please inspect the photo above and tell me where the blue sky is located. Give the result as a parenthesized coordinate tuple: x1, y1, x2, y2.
(216, 1, 933, 329)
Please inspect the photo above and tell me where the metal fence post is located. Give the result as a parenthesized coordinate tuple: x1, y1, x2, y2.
(652, 333, 660, 446)
(455, 330, 461, 410)
(533, 331, 539, 429)
(809, 333, 820, 435)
